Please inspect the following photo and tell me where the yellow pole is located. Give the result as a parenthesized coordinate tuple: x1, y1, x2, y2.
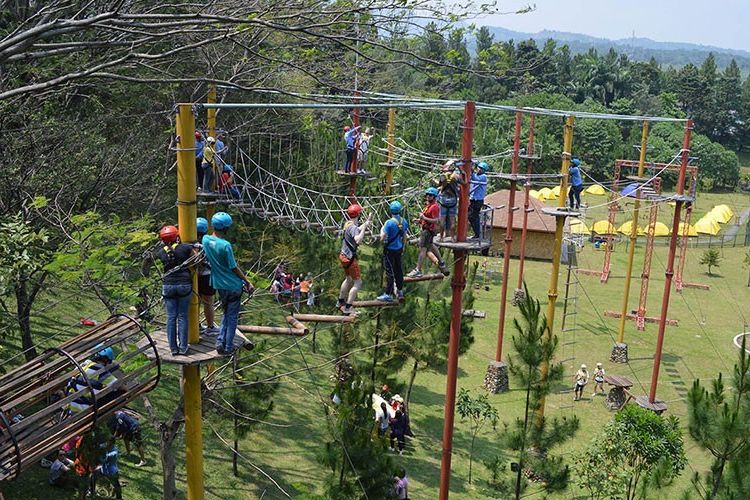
(385, 107, 395, 195)
(536, 115, 574, 426)
(176, 103, 205, 500)
(616, 121, 649, 344)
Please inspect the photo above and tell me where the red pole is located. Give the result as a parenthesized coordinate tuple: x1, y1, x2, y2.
(648, 119, 692, 404)
(495, 110, 523, 361)
(439, 101, 475, 500)
(516, 114, 535, 290)
(349, 92, 361, 200)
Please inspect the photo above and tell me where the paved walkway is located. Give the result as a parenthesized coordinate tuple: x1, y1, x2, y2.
(722, 207, 750, 243)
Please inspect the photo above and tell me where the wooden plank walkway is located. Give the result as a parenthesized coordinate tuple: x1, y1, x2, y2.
(138, 330, 250, 366)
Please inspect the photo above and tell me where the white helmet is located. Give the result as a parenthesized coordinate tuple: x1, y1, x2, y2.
(206, 136, 216, 143)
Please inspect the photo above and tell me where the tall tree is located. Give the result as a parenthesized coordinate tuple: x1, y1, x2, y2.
(456, 388, 498, 484)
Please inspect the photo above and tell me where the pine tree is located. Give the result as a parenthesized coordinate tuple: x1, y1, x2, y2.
(715, 59, 743, 147)
(700, 248, 721, 276)
(687, 336, 750, 499)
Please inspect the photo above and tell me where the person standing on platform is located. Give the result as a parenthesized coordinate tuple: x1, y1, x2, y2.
(378, 201, 409, 302)
(202, 212, 255, 355)
(438, 160, 464, 242)
(157, 225, 194, 356)
(358, 127, 373, 174)
(343, 125, 361, 173)
(469, 161, 489, 239)
(337, 203, 372, 316)
(201, 136, 217, 193)
(195, 131, 205, 191)
(568, 158, 584, 210)
(407, 187, 449, 278)
(196, 217, 218, 335)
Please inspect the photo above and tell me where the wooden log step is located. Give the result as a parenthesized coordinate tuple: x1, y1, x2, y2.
(238, 325, 306, 336)
(351, 300, 400, 308)
(603, 310, 678, 326)
(292, 313, 355, 323)
(682, 282, 710, 290)
(403, 273, 445, 283)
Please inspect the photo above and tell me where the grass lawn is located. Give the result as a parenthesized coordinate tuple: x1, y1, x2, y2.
(2, 191, 750, 499)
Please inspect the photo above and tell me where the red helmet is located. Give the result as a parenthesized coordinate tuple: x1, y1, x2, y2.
(159, 225, 180, 244)
(347, 204, 362, 218)
(343, 126, 351, 132)
(195, 131, 202, 140)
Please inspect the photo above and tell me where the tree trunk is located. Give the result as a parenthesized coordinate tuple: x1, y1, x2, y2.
(143, 396, 184, 500)
(14, 273, 46, 362)
(746, 268, 749, 287)
(515, 366, 534, 500)
(469, 433, 476, 484)
(405, 359, 419, 414)
(708, 457, 727, 499)
(233, 432, 239, 477)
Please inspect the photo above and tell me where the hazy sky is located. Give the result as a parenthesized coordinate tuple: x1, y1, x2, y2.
(476, 0, 749, 52)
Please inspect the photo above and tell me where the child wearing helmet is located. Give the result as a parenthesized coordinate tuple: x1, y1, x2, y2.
(201, 136, 217, 193)
(568, 158, 584, 209)
(202, 212, 255, 355)
(437, 160, 465, 241)
(196, 217, 218, 335)
(158, 225, 195, 356)
(469, 162, 489, 239)
(407, 188, 449, 278)
(378, 201, 410, 302)
(338, 204, 372, 315)
(574, 364, 589, 401)
(218, 164, 241, 199)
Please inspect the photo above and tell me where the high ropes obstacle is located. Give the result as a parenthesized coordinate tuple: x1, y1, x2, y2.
(0, 88, 697, 500)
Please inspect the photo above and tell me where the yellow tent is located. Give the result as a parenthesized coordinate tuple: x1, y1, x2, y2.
(695, 217, 721, 235)
(548, 185, 560, 199)
(677, 222, 698, 236)
(529, 189, 541, 200)
(645, 221, 670, 236)
(585, 184, 606, 196)
(569, 218, 591, 235)
(709, 205, 733, 224)
(592, 220, 616, 234)
(617, 220, 645, 235)
(539, 187, 553, 200)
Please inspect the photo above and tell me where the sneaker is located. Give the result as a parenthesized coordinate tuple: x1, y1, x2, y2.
(216, 346, 226, 355)
(171, 350, 179, 356)
(223, 347, 236, 356)
(397, 290, 404, 301)
(406, 269, 422, 278)
(438, 262, 450, 276)
(204, 326, 220, 335)
(342, 305, 358, 316)
(377, 293, 394, 302)
(135, 460, 146, 467)
(179, 348, 189, 356)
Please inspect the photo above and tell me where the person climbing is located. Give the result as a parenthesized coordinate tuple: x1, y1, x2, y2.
(592, 362, 606, 396)
(218, 164, 241, 198)
(196, 217, 218, 336)
(202, 212, 255, 355)
(469, 161, 489, 239)
(407, 187, 449, 278)
(438, 159, 464, 242)
(108, 410, 146, 466)
(358, 127, 373, 173)
(568, 158, 584, 209)
(201, 136, 217, 193)
(379, 201, 409, 302)
(195, 131, 205, 191)
(215, 133, 227, 163)
(337, 203, 372, 316)
(574, 363, 589, 401)
(343, 125, 361, 173)
(157, 225, 195, 356)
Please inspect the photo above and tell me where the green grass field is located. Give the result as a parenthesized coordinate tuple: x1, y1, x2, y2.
(2, 191, 750, 499)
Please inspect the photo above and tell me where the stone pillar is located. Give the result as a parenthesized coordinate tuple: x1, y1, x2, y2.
(484, 361, 509, 393)
(610, 342, 628, 363)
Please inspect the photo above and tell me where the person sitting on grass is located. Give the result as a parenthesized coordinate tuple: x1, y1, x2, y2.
(49, 449, 76, 488)
(407, 187, 449, 278)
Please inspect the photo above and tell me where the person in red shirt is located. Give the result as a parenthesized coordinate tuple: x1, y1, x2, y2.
(407, 187, 449, 278)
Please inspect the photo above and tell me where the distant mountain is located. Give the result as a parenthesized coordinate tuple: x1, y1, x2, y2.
(480, 26, 750, 72)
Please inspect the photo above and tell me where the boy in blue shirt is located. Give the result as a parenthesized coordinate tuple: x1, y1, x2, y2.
(567, 158, 584, 209)
(378, 201, 409, 302)
(202, 212, 254, 355)
(469, 161, 489, 239)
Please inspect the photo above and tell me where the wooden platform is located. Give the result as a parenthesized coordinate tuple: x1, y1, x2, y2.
(603, 310, 679, 326)
(137, 330, 250, 365)
(335, 170, 375, 179)
(403, 273, 445, 283)
(434, 239, 491, 252)
(634, 395, 668, 414)
(541, 207, 580, 218)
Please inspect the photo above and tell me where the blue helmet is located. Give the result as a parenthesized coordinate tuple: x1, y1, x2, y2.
(212, 212, 233, 230)
(196, 217, 208, 235)
(477, 161, 490, 172)
(571, 158, 581, 167)
(96, 347, 114, 362)
(222, 164, 233, 172)
(425, 187, 439, 197)
(389, 201, 403, 214)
